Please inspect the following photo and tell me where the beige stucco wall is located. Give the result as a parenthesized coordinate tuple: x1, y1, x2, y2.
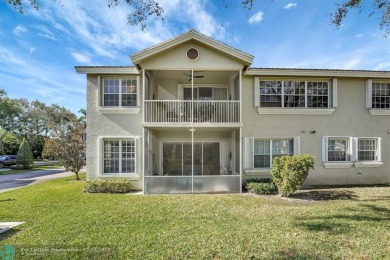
(241, 76, 390, 185)
(86, 75, 144, 190)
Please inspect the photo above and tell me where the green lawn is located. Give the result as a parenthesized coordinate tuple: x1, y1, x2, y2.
(0, 177, 389, 259)
(0, 164, 63, 175)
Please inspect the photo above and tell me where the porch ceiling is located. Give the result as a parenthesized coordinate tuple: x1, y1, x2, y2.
(151, 70, 238, 82)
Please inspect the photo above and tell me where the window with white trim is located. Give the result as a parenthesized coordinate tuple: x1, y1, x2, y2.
(103, 139, 136, 174)
(322, 136, 381, 164)
(327, 138, 349, 162)
(259, 80, 330, 108)
(372, 82, 390, 109)
(103, 78, 137, 107)
(357, 138, 379, 161)
(254, 139, 294, 168)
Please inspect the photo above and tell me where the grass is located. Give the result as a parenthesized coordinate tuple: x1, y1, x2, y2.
(0, 164, 63, 175)
(0, 176, 389, 259)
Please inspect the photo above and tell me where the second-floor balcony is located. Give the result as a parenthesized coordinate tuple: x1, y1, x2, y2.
(144, 100, 240, 126)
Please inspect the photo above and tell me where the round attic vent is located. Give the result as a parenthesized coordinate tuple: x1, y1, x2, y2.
(186, 48, 199, 61)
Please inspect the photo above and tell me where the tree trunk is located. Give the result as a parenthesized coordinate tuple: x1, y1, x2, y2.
(75, 172, 80, 180)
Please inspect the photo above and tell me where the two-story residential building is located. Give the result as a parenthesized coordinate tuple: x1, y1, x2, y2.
(76, 30, 390, 194)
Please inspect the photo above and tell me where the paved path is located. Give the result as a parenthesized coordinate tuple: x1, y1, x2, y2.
(0, 168, 76, 193)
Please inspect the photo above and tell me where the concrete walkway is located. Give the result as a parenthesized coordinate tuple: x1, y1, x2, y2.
(0, 168, 77, 193)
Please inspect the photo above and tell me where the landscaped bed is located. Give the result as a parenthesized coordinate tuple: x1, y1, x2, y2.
(0, 175, 389, 259)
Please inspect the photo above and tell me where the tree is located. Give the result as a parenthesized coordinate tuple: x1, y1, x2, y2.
(16, 138, 34, 170)
(8, 0, 164, 30)
(0, 91, 78, 158)
(2, 133, 21, 155)
(42, 138, 56, 160)
(0, 128, 6, 154)
(51, 120, 85, 180)
(332, 0, 390, 36)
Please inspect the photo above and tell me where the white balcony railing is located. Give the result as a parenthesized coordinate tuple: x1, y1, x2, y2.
(144, 100, 240, 123)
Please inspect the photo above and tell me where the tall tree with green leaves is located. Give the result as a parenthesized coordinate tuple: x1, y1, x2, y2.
(48, 120, 86, 180)
(2, 133, 21, 155)
(0, 128, 6, 154)
(16, 138, 34, 169)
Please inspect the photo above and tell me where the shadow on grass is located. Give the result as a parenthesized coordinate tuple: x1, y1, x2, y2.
(0, 198, 16, 203)
(0, 228, 20, 240)
(290, 190, 358, 201)
(295, 203, 390, 234)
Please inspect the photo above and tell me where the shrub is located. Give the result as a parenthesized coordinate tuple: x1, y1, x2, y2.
(16, 138, 34, 170)
(271, 154, 315, 197)
(246, 182, 277, 195)
(246, 178, 274, 184)
(84, 180, 132, 194)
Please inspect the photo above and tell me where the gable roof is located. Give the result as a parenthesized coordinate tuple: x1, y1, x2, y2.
(131, 29, 254, 66)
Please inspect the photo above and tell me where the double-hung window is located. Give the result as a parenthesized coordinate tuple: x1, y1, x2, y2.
(103, 139, 136, 174)
(327, 138, 349, 162)
(103, 78, 137, 107)
(366, 80, 390, 115)
(253, 139, 294, 168)
(357, 138, 380, 161)
(322, 136, 382, 168)
(372, 82, 390, 109)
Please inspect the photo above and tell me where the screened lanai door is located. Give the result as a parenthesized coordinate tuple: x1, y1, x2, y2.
(144, 140, 240, 194)
(163, 142, 220, 176)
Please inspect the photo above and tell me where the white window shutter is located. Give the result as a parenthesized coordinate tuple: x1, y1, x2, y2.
(98, 75, 101, 106)
(351, 138, 358, 162)
(99, 137, 103, 175)
(243, 137, 253, 168)
(377, 138, 382, 161)
(137, 75, 141, 107)
(293, 137, 300, 154)
(321, 137, 328, 162)
(332, 78, 338, 108)
(254, 77, 260, 107)
(348, 137, 354, 161)
(135, 137, 140, 174)
(366, 79, 372, 109)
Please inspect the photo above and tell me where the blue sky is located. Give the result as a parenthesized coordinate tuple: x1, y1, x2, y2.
(1, 0, 389, 114)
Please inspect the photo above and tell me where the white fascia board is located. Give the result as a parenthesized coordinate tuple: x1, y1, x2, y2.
(246, 68, 390, 78)
(75, 67, 140, 75)
(131, 30, 254, 65)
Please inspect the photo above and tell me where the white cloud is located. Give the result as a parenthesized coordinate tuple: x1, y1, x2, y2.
(29, 47, 37, 55)
(13, 25, 28, 36)
(248, 11, 264, 24)
(34, 25, 58, 41)
(354, 33, 363, 38)
(284, 3, 297, 10)
(71, 52, 91, 63)
(340, 57, 361, 69)
(374, 62, 390, 70)
(30, 0, 229, 61)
